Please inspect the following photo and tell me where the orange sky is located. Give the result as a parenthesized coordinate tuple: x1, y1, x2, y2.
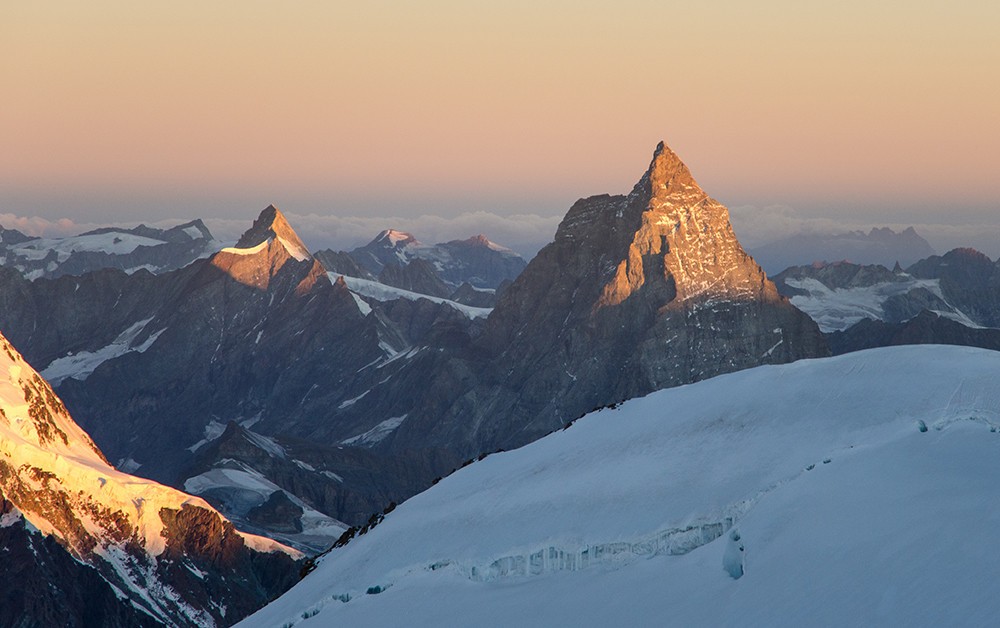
(2, 1, 998, 230)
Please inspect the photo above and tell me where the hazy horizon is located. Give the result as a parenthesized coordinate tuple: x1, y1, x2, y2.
(3, 1, 998, 259)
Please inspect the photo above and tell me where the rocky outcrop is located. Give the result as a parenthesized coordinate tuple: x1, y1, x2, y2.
(0, 145, 828, 542)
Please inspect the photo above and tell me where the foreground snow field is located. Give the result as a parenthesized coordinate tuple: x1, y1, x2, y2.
(241, 346, 1000, 627)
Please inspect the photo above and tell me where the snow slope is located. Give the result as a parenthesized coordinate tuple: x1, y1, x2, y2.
(240, 345, 1000, 627)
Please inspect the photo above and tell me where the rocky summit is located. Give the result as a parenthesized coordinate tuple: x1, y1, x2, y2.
(382, 141, 829, 456)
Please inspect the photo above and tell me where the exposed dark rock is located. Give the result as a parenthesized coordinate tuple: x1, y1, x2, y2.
(449, 282, 497, 308)
(827, 310, 1000, 355)
(378, 258, 453, 298)
(313, 249, 375, 280)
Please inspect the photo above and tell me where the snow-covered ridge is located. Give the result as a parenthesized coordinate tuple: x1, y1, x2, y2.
(241, 345, 1000, 627)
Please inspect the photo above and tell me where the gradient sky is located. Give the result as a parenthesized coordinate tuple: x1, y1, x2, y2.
(2, 1, 998, 254)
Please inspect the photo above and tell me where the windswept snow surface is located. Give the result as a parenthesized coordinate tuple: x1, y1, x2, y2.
(240, 346, 1000, 627)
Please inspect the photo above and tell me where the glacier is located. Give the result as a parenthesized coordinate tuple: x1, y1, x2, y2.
(239, 345, 1000, 627)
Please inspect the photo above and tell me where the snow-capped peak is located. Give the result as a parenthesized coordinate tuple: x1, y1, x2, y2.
(235, 205, 312, 262)
(373, 229, 419, 248)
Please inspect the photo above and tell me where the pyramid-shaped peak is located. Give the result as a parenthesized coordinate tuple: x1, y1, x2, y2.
(633, 140, 700, 198)
(235, 204, 311, 260)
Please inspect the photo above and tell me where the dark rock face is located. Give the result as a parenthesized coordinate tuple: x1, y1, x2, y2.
(0, 219, 219, 280)
(378, 258, 453, 298)
(449, 282, 497, 307)
(907, 248, 1000, 327)
(749, 226, 936, 274)
(827, 310, 1000, 355)
(313, 249, 375, 280)
(247, 490, 304, 533)
(156, 504, 301, 624)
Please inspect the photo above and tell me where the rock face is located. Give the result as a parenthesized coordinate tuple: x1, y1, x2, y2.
(906, 248, 1000, 327)
(388, 141, 829, 455)
(827, 310, 1000, 355)
(378, 258, 453, 298)
(0, 331, 301, 627)
(0, 220, 220, 280)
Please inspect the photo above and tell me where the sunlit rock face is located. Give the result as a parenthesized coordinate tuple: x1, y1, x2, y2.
(395, 142, 829, 455)
(0, 332, 302, 627)
(210, 204, 328, 294)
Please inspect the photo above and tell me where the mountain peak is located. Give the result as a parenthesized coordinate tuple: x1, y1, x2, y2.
(372, 229, 418, 247)
(633, 140, 700, 200)
(235, 205, 311, 261)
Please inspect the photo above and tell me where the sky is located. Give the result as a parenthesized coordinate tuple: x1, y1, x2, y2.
(2, 1, 998, 257)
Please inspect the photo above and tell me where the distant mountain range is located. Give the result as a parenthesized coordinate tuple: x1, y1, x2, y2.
(0, 142, 827, 555)
(4, 140, 997, 626)
(750, 226, 936, 273)
(0, 220, 221, 280)
(772, 247, 1000, 354)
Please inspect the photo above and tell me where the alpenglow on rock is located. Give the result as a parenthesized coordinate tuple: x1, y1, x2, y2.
(0, 331, 302, 627)
(391, 141, 830, 455)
